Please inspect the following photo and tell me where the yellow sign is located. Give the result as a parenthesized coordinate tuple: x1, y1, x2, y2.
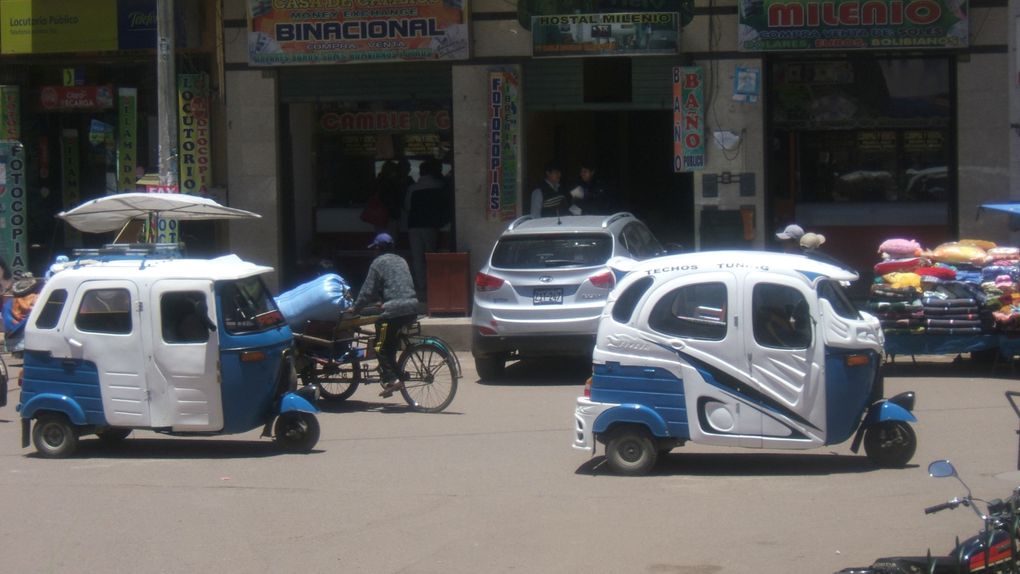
(1, 0, 117, 55)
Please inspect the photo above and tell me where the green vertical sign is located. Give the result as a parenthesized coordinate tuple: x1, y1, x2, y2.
(0, 142, 28, 275)
(0, 85, 20, 141)
(117, 87, 138, 191)
(61, 129, 81, 247)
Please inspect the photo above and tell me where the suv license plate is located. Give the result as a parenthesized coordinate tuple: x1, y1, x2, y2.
(533, 287, 563, 305)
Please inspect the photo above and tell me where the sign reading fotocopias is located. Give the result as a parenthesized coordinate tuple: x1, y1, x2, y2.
(738, 0, 969, 51)
(246, 0, 469, 65)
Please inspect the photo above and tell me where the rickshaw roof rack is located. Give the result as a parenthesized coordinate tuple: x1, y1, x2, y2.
(72, 243, 185, 260)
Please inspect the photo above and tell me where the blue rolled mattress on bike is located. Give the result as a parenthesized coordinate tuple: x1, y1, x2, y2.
(275, 273, 352, 331)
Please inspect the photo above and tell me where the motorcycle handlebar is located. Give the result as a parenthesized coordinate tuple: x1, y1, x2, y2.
(925, 500, 959, 515)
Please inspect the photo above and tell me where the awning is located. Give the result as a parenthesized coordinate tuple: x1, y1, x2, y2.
(979, 203, 1020, 216)
(57, 193, 260, 234)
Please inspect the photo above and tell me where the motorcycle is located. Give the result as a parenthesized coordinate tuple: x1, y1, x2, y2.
(836, 460, 1020, 573)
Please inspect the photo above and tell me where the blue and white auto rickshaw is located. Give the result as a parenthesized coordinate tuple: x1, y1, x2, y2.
(16, 194, 320, 457)
(573, 251, 917, 475)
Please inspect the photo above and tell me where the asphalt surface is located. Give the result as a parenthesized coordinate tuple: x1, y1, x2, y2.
(1, 353, 1019, 574)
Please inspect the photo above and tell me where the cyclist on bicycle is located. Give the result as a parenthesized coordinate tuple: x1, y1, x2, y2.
(350, 232, 420, 397)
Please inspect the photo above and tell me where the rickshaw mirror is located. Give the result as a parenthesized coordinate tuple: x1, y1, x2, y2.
(928, 459, 956, 478)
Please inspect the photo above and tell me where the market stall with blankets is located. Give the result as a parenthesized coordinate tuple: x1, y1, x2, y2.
(867, 206, 1020, 362)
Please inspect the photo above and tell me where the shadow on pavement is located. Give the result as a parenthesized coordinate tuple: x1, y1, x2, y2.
(576, 451, 892, 477)
(316, 398, 462, 415)
(478, 357, 592, 387)
(22, 436, 319, 460)
(883, 356, 1017, 379)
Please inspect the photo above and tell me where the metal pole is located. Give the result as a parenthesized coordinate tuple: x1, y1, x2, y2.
(156, 0, 178, 192)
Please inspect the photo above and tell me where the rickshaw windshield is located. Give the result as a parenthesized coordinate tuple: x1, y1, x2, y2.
(220, 276, 287, 335)
(817, 279, 861, 320)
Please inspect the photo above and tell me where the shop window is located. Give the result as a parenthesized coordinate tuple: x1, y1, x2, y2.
(649, 282, 727, 340)
(752, 284, 811, 349)
(770, 57, 951, 204)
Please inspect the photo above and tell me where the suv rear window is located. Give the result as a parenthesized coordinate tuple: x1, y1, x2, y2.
(491, 234, 613, 269)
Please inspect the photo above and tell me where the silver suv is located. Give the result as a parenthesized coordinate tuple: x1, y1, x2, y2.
(471, 212, 665, 380)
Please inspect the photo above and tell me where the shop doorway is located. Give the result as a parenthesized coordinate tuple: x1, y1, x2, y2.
(524, 109, 693, 250)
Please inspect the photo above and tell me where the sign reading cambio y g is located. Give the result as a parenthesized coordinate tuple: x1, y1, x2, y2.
(246, 0, 469, 65)
(738, 0, 969, 51)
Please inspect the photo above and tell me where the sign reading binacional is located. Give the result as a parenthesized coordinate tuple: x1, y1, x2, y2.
(246, 0, 469, 65)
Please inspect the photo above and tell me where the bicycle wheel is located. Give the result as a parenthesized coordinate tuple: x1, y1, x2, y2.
(302, 359, 361, 401)
(397, 342, 458, 413)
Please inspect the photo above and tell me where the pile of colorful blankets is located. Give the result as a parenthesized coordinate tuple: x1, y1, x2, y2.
(867, 238, 1019, 335)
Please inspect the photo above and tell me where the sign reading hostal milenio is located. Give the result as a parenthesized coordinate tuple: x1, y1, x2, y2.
(246, 0, 469, 65)
(532, 12, 679, 57)
(738, 0, 969, 51)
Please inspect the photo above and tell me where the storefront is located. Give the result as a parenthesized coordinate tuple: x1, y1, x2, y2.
(0, 0, 216, 275)
(742, 0, 970, 288)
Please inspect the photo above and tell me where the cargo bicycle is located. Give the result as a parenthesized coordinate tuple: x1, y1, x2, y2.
(292, 311, 460, 413)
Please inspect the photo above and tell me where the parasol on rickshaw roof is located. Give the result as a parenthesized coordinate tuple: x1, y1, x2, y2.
(56, 192, 260, 235)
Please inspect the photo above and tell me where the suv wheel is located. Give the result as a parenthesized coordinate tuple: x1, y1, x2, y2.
(475, 356, 506, 381)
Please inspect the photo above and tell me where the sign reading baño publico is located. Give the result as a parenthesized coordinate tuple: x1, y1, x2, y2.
(246, 0, 469, 65)
(738, 0, 968, 51)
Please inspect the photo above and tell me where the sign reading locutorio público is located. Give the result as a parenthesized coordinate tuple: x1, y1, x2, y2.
(246, 0, 469, 65)
(1, 0, 117, 54)
(737, 0, 969, 51)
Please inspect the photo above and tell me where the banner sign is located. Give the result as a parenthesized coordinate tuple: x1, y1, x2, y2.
(738, 0, 969, 51)
(117, 88, 138, 192)
(0, 86, 20, 141)
(486, 71, 520, 221)
(0, 141, 28, 275)
(60, 130, 80, 246)
(517, 0, 696, 30)
(532, 12, 679, 57)
(40, 85, 114, 111)
(673, 66, 705, 172)
(246, 0, 469, 65)
(178, 74, 211, 195)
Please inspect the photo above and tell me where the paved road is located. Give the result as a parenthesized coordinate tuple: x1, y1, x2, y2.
(1, 354, 1018, 574)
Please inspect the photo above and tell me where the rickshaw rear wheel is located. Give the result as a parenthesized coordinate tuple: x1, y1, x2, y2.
(304, 361, 360, 402)
(605, 426, 658, 476)
(864, 421, 916, 468)
(32, 413, 79, 458)
(96, 428, 132, 445)
(274, 412, 320, 453)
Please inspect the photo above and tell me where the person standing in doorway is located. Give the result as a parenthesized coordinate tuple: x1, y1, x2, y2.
(530, 161, 569, 218)
(572, 161, 614, 214)
(404, 158, 451, 297)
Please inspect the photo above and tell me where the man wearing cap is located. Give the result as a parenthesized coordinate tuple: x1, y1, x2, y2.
(351, 232, 420, 397)
(775, 223, 805, 253)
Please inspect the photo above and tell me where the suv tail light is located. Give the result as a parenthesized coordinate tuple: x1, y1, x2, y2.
(475, 272, 505, 292)
(589, 270, 615, 289)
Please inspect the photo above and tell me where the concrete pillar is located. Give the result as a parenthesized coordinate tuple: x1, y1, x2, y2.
(452, 64, 522, 275)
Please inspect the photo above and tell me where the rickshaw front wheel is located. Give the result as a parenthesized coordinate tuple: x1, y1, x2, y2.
(274, 412, 320, 453)
(863, 421, 916, 468)
(605, 426, 658, 476)
(32, 413, 79, 458)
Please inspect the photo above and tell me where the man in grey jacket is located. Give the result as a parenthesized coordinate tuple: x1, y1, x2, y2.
(351, 232, 420, 397)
